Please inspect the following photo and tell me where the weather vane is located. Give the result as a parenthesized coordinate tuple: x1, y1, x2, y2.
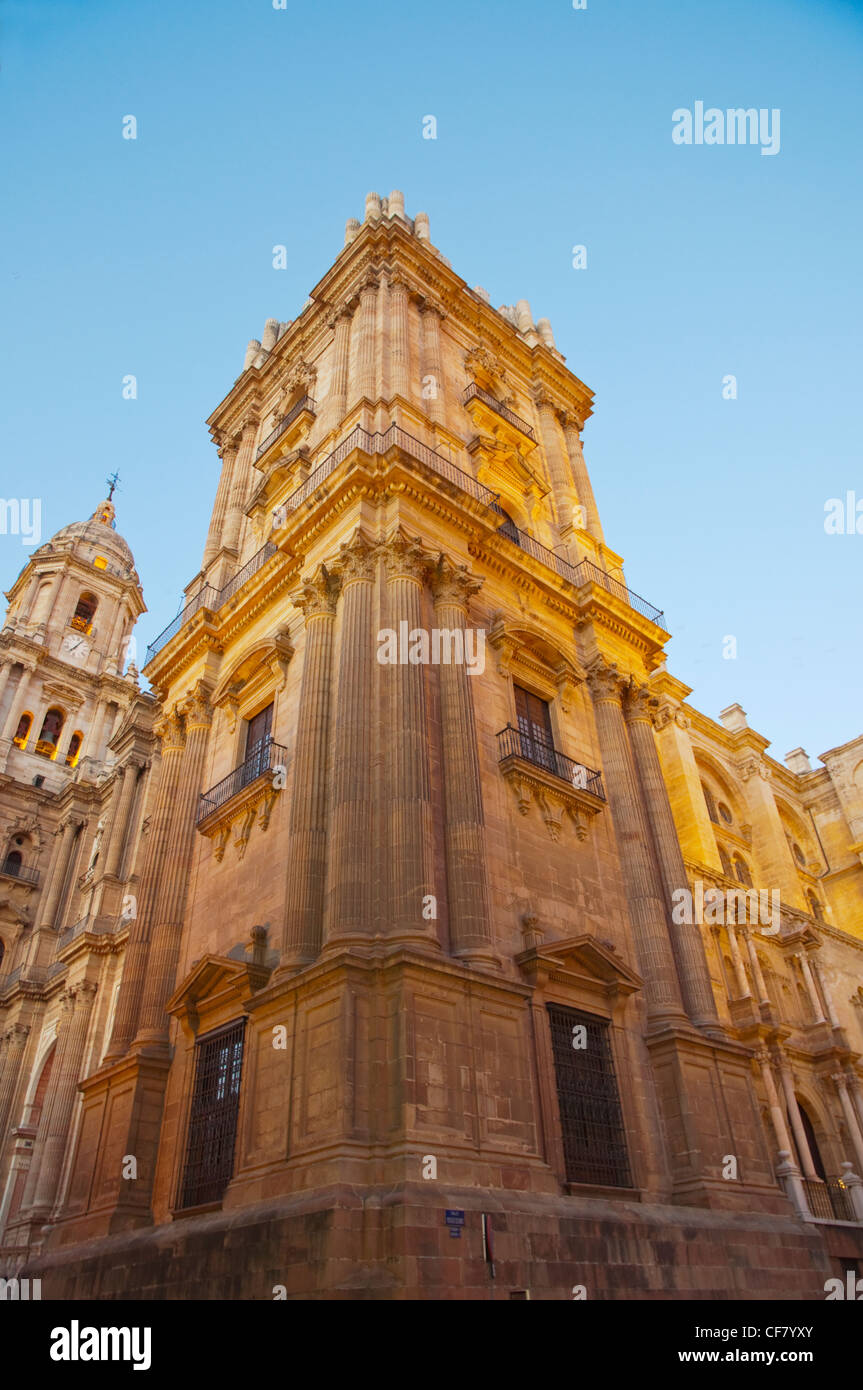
(106, 471, 121, 500)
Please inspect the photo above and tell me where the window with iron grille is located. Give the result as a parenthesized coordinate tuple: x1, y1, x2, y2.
(547, 1003, 632, 1188)
(179, 1019, 246, 1210)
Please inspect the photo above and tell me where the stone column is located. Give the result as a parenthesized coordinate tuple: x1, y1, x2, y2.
(560, 414, 605, 543)
(222, 416, 258, 557)
(430, 557, 494, 965)
(325, 535, 375, 946)
(624, 683, 720, 1030)
(848, 1073, 863, 1137)
(36, 818, 81, 931)
(104, 710, 186, 1061)
(725, 923, 752, 999)
(0, 1022, 29, 1139)
(134, 683, 213, 1047)
(103, 760, 141, 880)
(585, 661, 686, 1026)
(834, 1072, 863, 1174)
(0, 662, 13, 717)
(0, 666, 33, 742)
(797, 953, 827, 1024)
(27, 981, 98, 1219)
(776, 1052, 819, 1179)
(380, 533, 438, 948)
(325, 306, 353, 435)
(810, 958, 842, 1030)
(533, 389, 575, 530)
(354, 277, 378, 406)
(281, 565, 341, 967)
(419, 301, 446, 426)
(389, 276, 410, 403)
(756, 1048, 796, 1158)
(202, 436, 239, 570)
(742, 928, 771, 1006)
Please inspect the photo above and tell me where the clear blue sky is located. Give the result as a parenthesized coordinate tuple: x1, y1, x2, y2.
(1, 0, 860, 766)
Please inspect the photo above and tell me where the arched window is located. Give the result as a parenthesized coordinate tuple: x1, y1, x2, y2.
(701, 782, 719, 823)
(0, 936, 5, 972)
(717, 802, 733, 825)
(796, 1102, 827, 1181)
(65, 731, 83, 767)
(3, 849, 22, 876)
(13, 711, 33, 750)
(718, 846, 733, 878)
(807, 890, 825, 924)
(733, 855, 753, 887)
(792, 841, 806, 867)
(71, 591, 98, 634)
(36, 707, 65, 758)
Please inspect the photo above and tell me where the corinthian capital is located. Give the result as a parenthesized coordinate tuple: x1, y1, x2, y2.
(430, 554, 483, 609)
(335, 530, 376, 585)
(180, 680, 214, 730)
(291, 563, 342, 619)
(623, 679, 655, 723)
(585, 658, 626, 704)
(377, 530, 430, 584)
(154, 706, 186, 752)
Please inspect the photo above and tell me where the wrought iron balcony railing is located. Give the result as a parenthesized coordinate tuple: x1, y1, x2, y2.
(462, 382, 537, 443)
(493, 515, 665, 627)
(255, 395, 317, 461)
(0, 859, 39, 885)
(276, 422, 501, 516)
(144, 541, 278, 666)
(197, 737, 288, 824)
(497, 724, 605, 800)
(802, 1176, 853, 1222)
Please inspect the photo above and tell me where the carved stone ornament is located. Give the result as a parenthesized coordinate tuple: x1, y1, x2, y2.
(291, 563, 342, 619)
(377, 530, 430, 584)
(585, 658, 625, 704)
(464, 345, 511, 403)
(180, 680, 214, 730)
(154, 707, 185, 752)
(336, 530, 376, 586)
(430, 554, 483, 609)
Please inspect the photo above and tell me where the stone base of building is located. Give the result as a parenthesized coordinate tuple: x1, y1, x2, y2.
(14, 1184, 863, 1300)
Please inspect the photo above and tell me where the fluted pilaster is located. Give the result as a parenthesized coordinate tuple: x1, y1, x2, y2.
(561, 414, 605, 543)
(389, 277, 410, 401)
(586, 660, 686, 1025)
(103, 761, 142, 880)
(104, 709, 186, 1061)
(354, 278, 378, 404)
(430, 557, 494, 964)
(420, 301, 446, 426)
(202, 437, 239, 569)
(28, 982, 98, 1219)
(325, 306, 353, 434)
(0, 1022, 30, 1139)
(36, 818, 81, 931)
(281, 565, 341, 966)
(134, 683, 213, 1045)
(625, 683, 721, 1030)
(222, 417, 258, 556)
(325, 535, 375, 946)
(380, 533, 438, 947)
(533, 389, 575, 530)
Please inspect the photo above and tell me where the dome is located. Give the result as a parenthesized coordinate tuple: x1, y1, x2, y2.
(41, 499, 136, 575)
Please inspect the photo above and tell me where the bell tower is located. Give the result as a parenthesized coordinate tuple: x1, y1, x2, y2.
(0, 487, 145, 785)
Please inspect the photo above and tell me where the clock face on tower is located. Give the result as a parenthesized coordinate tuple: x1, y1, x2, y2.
(60, 632, 91, 666)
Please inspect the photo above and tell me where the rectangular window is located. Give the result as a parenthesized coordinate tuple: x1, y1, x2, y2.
(243, 702, 273, 784)
(547, 1003, 631, 1189)
(514, 683, 554, 770)
(179, 1019, 245, 1210)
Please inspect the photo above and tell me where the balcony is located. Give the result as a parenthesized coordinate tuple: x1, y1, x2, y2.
(144, 541, 278, 666)
(462, 382, 537, 443)
(802, 1176, 854, 1222)
(497, 724, 606, 841)
(255, 395, 317, 462)
(197, 737, 288, 860)
(0, 859, 39, 886)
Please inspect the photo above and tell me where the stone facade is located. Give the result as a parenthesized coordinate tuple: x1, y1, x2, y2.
(2, 195, 863, 1298)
